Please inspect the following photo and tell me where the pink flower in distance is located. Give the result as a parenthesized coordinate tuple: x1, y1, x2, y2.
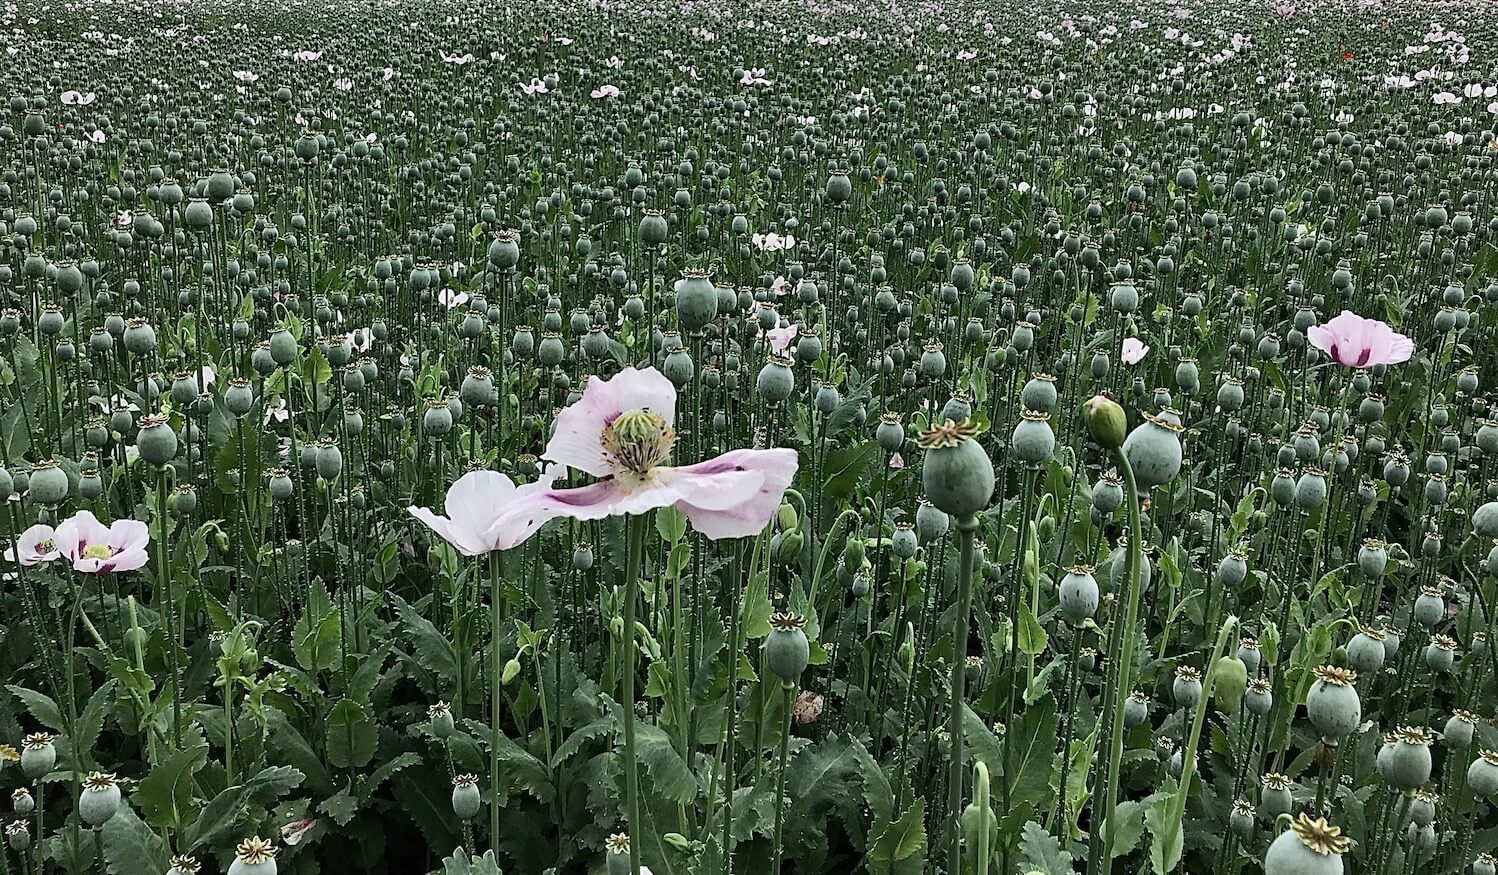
(54, 510, 150, 573)
(409, 469, 559, 556)
(1122, 337, 1149, 365)
(590, 84, 620, 99)
(1307, 310, 1415, 368)
(7, 524, 60, 566)
(767, 323, 799, 356)
(514, 367, 798, 540)
(1275, 4, 1294, 16)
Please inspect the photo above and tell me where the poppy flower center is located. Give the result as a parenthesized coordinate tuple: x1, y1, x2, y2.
(37, 538, 55, 553)
(603, 409, 676, 475)
(81, 544, 114, 561)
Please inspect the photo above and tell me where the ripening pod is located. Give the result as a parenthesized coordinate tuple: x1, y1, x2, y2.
(1122, 412, 1183, 488)
(1021, 373, 1058, 412)
(1357, 539, 1388, 577)
(1122, 692, 1150, 729)
(605, 834, 632, 875)
(227, 836, 278, 875)
(427, 702, 455, 739)
(1425, 635, 1457, 673)
(918, 419, 994, 516)
(1260, 775, 1294, 817)
(1245, 679, 1273, 716)
(874, 413, 905, 453)
(28, 459, 69, 505)
(1230, 800, 1256, 840)
(1346, 627, 1387, 674)
(766, 612, 810, 685)
(674, 269, 718, 332)
(1010, 410, 1055, 465)
(1377, 727, 1433, 790)
(1092, 470, 1125, 513)
(914, 501, 949, 544)
(450, 775, 481, 820)
(1446, 711, 1477, 748)
(1262, 813, 1350, 875)
(1305, 666, 1360, 742)
(268, 328, 297, 366)
(756, 356, 795, 404)
(1172, 666, 1203, 709)
(1474, 854, 1498, 875)
(1058, 566, 1098, 624)
(1215, 549, 1248, 588)
(6, 821, 29, 850)
(78, 772, 122, 827)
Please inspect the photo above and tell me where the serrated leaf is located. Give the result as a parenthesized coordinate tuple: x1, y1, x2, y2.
(326, 698, 377, 768)
(1107, 800, 1148, 859)
(361, 751, 421, 794)
(319, 784, 359, 827)
(102, 807, 170, 875)
(7, 685, 64, 731)
(47, 817, 96, 875)
(186, 765, 305, 849)
(1017, 604, 1048, 656)
(868, 797, 925, 866)
(391, 594, 458, 682)
(1145, 780, 1183, 874)
(136, 742, 209, 831)
(851, 737, 895, 833)
(1019, 821, 1072, 874)
(440, 847, 505, 875)
(293, 599, 341, 672)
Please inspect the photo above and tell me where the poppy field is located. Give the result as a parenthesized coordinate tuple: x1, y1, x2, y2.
(3, 0, 1498, 873)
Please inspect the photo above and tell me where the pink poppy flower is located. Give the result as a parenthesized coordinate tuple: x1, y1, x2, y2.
(1307, 310, 1415, 368)
(88, 130, 106, 144)
(6, 524, 60, 566)
(1275, 4, 1294, 15)
(409, 469, 560, 556)
(606, 55, 624, 69)
(767, 323, 799, 356)
(590, 85, 620, 99)
(1122, 337, 1149, 365)
(520, 78, 549, 95)
(888, 453, 905, 470)
(440, 52, 474, 65)
(514, 368, 798, 540)
(293, 50, 322, 62)
(54, 510, 150, 573)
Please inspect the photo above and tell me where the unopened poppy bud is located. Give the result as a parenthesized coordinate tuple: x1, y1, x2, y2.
(1083, 394, 1127, 449)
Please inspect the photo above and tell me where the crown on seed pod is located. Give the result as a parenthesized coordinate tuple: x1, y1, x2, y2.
(234, 837, 276, 866)
(1288, 813, 1352, 856)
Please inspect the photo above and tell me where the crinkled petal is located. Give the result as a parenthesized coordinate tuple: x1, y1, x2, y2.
(671, 448, 798, 540)
(444, 470, 518, 541)
(55, 510, 113, 562)
(408, 506, 490, 556)
(106, 519, 150, 553)
(543, 367, 678, 477)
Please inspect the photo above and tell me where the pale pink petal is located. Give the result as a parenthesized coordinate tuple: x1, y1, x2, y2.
(1121, 337, 1148, 365)
(1306, 324, 1338, 360)
(408, 506, 489, 556)
(10, 524, 58, 565)
(442, 470, 519, 543)
(543, 367, 678, 477)
(56, 510, 112, 562)
(671, 448, 798, 540)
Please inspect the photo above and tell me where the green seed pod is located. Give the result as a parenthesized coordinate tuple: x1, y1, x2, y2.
(78, 773, 122, 827)
(1305, 666, 1360, 741)
(450, 776, 481, 820)
(20, 734, 56, 779)
(1262, 813, 1350, 875)
(1469, 751, 1498, 797)
(674, 269, 718, 332)
(918, 419, 995, 516)
(268, 328, 297, 366)
(1121, 411, 1183, 486)
(1122, 692, 1150, 728)
(765, 612, 810, 685)
(1346, 627, 1386, 674)
(1010, 410, 1055, 465)
(605, 834, 632, 875)
(1377, 727, 1433, 790)
(1058, 565, 1099, 624)
(27, 460, 70, 505)
(225, 380, 254, 416)
(136, 414, 179, 466)
(1444, 711, 1477, 748)
(427, 702, 455, 739)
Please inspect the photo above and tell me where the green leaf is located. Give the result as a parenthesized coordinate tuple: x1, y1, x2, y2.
(326, 699, 377, 768)
(440, 847, 505, 875)
(656, 506, 687, 543)
(47, 818, 96, 875)
(1019, 821, 1072, 874)
(265, 709, 334, 795)
(464, 721, 554, 802)
(603, 702, 696, 805)
(1017, 604, 1048, 656)
(361, 751, 421, 795)
(1145, 779, 1184, 874)
(1107, 799, 1149, 859)
(391, 594, 458, 683)
(75, 681, 118, 762)
(293, 597, 341, 672)
(868, 797, 926, 868)
(136, 742, 209, 831)
(7, 685, 64, 731)
(319, 784, 360, 827)
(102, 807, 170, 875)
(186, 766, 305, 849)
(851, 737, 894, 833)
